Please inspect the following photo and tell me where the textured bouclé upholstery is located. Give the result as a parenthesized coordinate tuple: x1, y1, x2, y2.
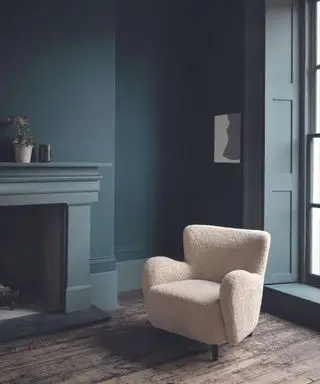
(148, 280, 226, 345)
(183, 225, 269, 282)
(220, 270, 263, 344)
(143, 225, 270, 347)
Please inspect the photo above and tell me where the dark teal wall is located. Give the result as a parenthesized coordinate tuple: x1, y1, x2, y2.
(0, 0, 116, 271)
(207, 0, 244, 228)
(115, 0, 194, 261)
(115, 0, 244, 262)
(0, 0, 244, 269)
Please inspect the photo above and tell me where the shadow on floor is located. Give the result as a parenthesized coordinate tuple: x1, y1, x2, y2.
(93, 317, 210, 367)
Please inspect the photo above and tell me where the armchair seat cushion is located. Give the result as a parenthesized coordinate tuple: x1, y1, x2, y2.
(147, 279, 227, 345)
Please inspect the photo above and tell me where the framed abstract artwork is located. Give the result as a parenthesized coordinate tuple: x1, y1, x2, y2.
(213, 113, 241, 163)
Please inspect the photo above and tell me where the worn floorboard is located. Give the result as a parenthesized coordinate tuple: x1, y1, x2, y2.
(0, 290, 319, 383)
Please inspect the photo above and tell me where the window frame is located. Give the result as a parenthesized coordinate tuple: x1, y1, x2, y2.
(306, 0, 320, 287)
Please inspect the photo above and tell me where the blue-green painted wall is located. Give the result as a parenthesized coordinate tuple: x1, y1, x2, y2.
(115, 0, 195, 262)
(0, 0, 244, 274)
(115, 0, 244, 263)
(0, 0, 116, 272)
(207, 0, 244, 229)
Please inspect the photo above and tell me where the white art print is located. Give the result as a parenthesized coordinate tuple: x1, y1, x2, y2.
(214, 113, 241, 163)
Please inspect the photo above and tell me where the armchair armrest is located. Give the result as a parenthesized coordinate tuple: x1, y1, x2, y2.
(142, 256, 192, 297)
(220, 270, 264, 344)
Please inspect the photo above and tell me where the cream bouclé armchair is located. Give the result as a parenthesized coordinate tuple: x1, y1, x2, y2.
(142, 225, 271, 361)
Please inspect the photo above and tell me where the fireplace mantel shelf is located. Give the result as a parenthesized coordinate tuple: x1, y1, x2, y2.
(0, 162, 112, 168)
(0, 161, 110, 206)
(0, 161, 109, 313)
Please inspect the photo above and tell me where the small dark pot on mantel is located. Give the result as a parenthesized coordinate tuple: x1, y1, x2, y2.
(38, 144, 52, 162)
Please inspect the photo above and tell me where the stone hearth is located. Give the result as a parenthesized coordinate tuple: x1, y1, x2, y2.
(0, 162, 109, 314)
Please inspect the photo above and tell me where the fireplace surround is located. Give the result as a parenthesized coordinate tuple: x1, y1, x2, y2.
(0, 162, 109, 314)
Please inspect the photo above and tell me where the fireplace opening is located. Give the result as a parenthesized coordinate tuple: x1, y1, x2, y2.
(0, 204, 66, 320)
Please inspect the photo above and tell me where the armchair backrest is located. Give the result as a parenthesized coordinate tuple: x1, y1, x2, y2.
(183, 225, 270, 283)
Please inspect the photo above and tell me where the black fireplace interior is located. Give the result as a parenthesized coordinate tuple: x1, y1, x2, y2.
(0, 204, 65, 312)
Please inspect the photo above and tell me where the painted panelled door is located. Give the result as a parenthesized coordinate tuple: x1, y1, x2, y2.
(264, 0, 299, 283)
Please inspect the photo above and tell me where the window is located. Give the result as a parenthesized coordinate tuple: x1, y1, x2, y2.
(307, 0, 320, 285)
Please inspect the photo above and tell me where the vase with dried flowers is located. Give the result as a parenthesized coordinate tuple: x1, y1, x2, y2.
(8, 116, 34, 163)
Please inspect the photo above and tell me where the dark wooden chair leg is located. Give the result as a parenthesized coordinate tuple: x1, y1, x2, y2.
(211, 345, 219, 362)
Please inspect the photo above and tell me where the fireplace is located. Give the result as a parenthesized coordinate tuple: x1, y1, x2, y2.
(0, 162, 107, 319)
(0, 204, 66, 313)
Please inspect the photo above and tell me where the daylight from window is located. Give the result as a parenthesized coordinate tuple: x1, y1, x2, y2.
(311, 2, 320, 275)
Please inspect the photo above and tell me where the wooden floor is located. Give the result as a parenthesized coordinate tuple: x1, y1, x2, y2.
(0, 291, 320, 384)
